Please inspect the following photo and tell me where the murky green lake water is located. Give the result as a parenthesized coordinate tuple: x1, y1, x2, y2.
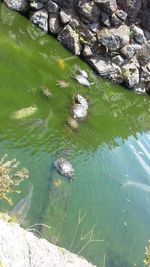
(1, 3, 150, 267)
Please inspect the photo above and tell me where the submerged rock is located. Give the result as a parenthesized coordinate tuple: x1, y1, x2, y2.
(30, 10, 48, 32)
(66, 117, 79, 129)
(4, 0, 29, 12)
(72, 94, 88, 120)
(53, 158, 75, 180)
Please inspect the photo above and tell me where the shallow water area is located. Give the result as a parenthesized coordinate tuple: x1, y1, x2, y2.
(0, 3, 150, 267)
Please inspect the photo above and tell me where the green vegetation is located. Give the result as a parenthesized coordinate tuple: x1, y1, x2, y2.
(144, 240, 150, 267)
(0, 154, 29, 205)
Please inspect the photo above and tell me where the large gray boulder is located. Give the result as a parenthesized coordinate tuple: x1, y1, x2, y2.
(72, 94, 89, 120)
(30, 10, 48, 32)
(4, 0, 28, 12)
(94, 0, 117, 14)
(0, 219, 95, 267)
(97, 25, 130, 51)
(58, 25, 81, 55)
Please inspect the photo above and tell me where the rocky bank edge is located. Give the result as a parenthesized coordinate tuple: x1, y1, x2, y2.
(0, 219, 96, 267)
(3, 0, 150, 94)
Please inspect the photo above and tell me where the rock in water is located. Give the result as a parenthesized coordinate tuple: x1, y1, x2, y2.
(75, 74, 93, 87)
(53, 158, 75, 180)
(11, 105, 37, 120)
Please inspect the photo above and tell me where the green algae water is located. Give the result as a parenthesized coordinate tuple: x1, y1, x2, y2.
(1, 3, 150, 267)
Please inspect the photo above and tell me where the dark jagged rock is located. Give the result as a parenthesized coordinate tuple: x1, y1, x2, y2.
(46, 0, 59, 13)
(117, 0, 141, 22)
(94, 0, 117, 14)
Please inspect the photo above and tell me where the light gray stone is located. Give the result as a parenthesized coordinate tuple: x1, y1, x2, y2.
(30, 10, 48, 32)
(83, 45, 93, 57)
(97, 25, 130, 51)
(132, 25, 146, 44)
(60, 10, 71, 24)
(58, 25, 81, 55)
(122, 63, 139, 89)
(88, 57, 123, 83)
(4, 0, 28, 12)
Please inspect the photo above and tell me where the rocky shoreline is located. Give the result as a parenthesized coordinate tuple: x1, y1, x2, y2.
(3, 0, 150, 94)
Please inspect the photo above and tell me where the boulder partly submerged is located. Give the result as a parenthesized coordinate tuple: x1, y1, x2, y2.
(53, 158, 75, 180)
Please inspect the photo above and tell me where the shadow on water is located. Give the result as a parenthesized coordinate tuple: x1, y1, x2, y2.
(0, 3, 150, 267)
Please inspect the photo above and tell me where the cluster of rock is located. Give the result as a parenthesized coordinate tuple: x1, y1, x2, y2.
(3, 0, 150, 94)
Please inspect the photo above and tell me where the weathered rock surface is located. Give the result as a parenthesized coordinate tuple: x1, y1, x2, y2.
(97, 25, 130, 51)
(4, 0, 28, 12)
(0, 219, 95, 267)
(58, 25, 81, 55)
(30, 10, 48, 32)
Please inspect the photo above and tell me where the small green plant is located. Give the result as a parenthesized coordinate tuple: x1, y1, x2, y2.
(144, 240, 150, 266)
(122, 68, 130, 80)
(0, 154, 29, 205)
